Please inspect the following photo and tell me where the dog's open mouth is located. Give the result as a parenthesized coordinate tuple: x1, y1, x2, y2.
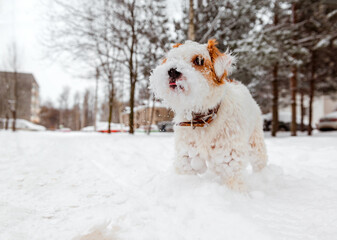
(169, 80, 177, 89)
(169, 79, 184, 90)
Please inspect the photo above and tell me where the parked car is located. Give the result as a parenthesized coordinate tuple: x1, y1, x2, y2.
(157, 121, 174, 132)
(263, 112, 308, 131)
(317, 111, 337, 131)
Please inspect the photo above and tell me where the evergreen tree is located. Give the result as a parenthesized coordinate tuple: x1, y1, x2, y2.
(238, 0, 337, 136)
(292, 0, 337, 135)
(175, 0, 267, 47)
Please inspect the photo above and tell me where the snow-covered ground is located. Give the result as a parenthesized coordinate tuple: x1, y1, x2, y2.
(0, 131, 337, 240)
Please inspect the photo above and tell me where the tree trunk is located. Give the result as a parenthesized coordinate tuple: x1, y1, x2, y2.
(5, 75, 10, 130)
(108, 97, 113, 134)
(290, 66, 297, 136)
(94, 67, 99, 132)
(5, 113, 9, 130)
(60, 108, 64, 129)
(147, 97, 156, 135)
(271, 63, 279, 137)
(300, 89, 305, 132)
(75, 107, 80, 131)
(188, 0, 195, 41)
(290, 3, 297, 136)
(308, 51, 315, 136)
(145, 95, 151, 134)
(129, 81, 135, 134)
(128, 9, 136, 135)
(108, 79, 114, 134)
(12, 111, 16, 131)
(271, 2, 279, 137)
(12, 71, 18, 132)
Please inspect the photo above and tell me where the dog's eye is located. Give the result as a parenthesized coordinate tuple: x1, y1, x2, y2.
(193, 56, 204, 66)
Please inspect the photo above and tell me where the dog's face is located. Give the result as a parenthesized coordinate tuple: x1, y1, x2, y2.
(150, 39, 235, 117)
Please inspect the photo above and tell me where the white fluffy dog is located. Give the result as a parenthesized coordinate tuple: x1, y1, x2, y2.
(150, 39, 267, 190)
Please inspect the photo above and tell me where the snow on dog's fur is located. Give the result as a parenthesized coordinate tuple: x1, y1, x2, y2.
(150, 39, 268, 190)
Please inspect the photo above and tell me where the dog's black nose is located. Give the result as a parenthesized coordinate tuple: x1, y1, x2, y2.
(168, 68, 181, 79)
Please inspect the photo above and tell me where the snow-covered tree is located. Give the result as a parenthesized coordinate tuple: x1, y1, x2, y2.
(290, 0, 337, 135)
(175, 0, 267, 47)
(238, 0, 337, 136)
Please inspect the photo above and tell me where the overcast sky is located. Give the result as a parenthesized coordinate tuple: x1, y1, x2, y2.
(0, 0, 182, 104)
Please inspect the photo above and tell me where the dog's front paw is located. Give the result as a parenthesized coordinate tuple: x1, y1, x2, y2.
(174, 155, 195, 175)
(174, 155, 206, 175)
(190, 156, 207, 174)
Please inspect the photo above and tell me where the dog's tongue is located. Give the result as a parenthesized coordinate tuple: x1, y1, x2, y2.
(169, 82, 177, 86)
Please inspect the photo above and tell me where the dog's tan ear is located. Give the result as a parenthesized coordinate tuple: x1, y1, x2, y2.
(172, 43, 182, 48)
(207, 39, 235, 83)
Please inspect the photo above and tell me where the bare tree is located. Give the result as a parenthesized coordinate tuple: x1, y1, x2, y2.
(72, 92, 82, 130)
(44, 0, 121, 133)
(58, 86, 70, 128)
(4, 43, 21, 132)
(44, 0, 171, 135)
(2, 72, 11, 130)
(134, 0, 170, 135)
(82, 89, 90, 128)
(39, 101, 60, 130)
(90, 0, 120, 133)
(114, 0, 170, 134)
(114, 0, 142, 134)
(93, 67, 99, 131)
(188, 0, 195, 41)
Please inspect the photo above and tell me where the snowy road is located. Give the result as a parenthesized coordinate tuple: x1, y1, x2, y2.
(0, 131, 337, 240)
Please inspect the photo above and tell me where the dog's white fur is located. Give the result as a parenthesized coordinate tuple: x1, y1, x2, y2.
(150, 40, 267, 190)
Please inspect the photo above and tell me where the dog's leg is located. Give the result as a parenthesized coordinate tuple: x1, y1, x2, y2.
(249, 122, 268, 172)
(174, 154, 197, 175)
(209, 148, 248, 191)
(174, 136, 207, 175)
(174, 154, 207, 175)
(190, 155, 207, 174)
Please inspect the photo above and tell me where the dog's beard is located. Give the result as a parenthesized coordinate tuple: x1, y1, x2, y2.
(150, 59, 210, 119)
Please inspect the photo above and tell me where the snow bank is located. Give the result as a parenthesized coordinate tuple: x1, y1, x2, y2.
(81, 122, 128, 132)
(0, 118, 46, 131)
(1, 131, 337, 240)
